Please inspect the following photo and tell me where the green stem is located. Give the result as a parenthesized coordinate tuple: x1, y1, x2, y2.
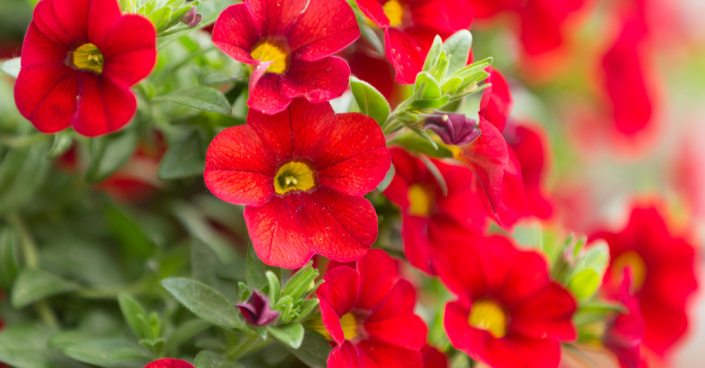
(225, 333, 266, 360)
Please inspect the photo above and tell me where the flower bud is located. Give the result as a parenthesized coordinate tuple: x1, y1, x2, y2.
(424, 113, 481, 146)
(180, 7, 202, 28)
(235, 289, 280, 327)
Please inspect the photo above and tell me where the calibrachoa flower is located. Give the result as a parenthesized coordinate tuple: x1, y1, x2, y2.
(14, 0, 156, 137)
(437, 235, 577, 368)
(590, 204, 699, 356)
(204, 99, 390, 268)
(480, 67, 513, 132)
(355, 0, 473, 84)
(315, 249, 428, 368)
(144, 359, 194, 368)
(422, 345, 449, 368)
(383, 147, 487, 274)
(504, 122, 554, 219)
(212, 0, 360, 115)
(603, 270, 647, 368)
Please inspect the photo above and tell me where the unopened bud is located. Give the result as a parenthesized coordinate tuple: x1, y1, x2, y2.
(180, 7, 202, 28)
(424, 113, 481, 146)
(235, 290, 280, 327)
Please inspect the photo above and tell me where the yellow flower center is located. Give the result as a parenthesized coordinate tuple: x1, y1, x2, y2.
(340, 313, 359, 340)
(383, 0, 405, 27)
(408, 183, 434, 217)
(468, 299, 508, 338)
(612, 251, 647, 293)
(250, 40, 290, 74)
(274, 161, 316, 195)
(72, 43, 104, 74)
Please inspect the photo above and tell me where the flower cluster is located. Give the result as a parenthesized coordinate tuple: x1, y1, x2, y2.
(1, 0, 701, 368)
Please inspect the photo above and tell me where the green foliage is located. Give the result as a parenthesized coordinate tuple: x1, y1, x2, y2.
(0, 323, 57, 368)
(11, 268, 81, 309)
(157, 130, 207, 180)
(85, 129, 138, 182)
(350, 76, 391, 125)
(153, 86, 232, 115)
(194, 351, 243, 368)
(161, 277, 244, 330)
(280, 329, 332, 368)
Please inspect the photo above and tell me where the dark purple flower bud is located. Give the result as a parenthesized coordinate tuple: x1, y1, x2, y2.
(424, 113, 481, 146)
(235, 290, 280, 327)
(180, 7, 202, 28)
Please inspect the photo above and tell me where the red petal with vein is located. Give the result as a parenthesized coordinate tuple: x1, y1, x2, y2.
(14, 63, 77, 134)
(354, 0, 389, 28)
(459, 118, 509, 215)
(328, 341, 363, 368)
(488, 149, 527, 229)
(385, 28, 425, 85)
(357, 340, 423, 368)
(288, 0, 360, 61)
(245, 0, 308, 37)
(506, 124, 553, 219)
(247, 73, 292, 115)
(511, 283, 577, 341)
(422, 345, 449, 368)
(367, 279, 417, 322)
(19, 23, 65, 67)
(281, 57, 351, 104)
(319, 266, 360, 316)
(408, 0, 473, 37)
(204, 125, 276, 207)
(212, 4, 261, 65)
(480, 67, 512, 132)
(99, 15, 157, 87)
(320, 298, 346, 344)
(73, 74, 136, 137)
(50, 0, 90, 43)
(316, 113, 390, 196)
(244, 188, 376, 268)
(356, 249, 400, 310)
(365, 313, 428, 350)
(144, 359, 195, 368)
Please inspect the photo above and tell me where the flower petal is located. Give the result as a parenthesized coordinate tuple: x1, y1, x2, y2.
(511, 283, 577, 341)
(245, 0, 308, 37)
(480, 67, 513, 132)
(248, 73, 293, 115)
(212, 4, 262, 65)
(86, 0, 122, 43)
(385, 28, 425, 85)
(281, 57, 350, 104)
(144, 358, 195, 368)
(319, 266, 360, 317)
(356, 249, 400, 311)
(328, 341, 364, 368)
(99, 15, 157, 87)
(354, 0, 389, 28)
(204, 125, 277, 207)
(72, 74, 136, 137)
(20, 23, 66, 67)
(14, 64, 77, 134)
(288, 0, 360, 61)
(365, 281, 427, 350)
(357, 340, 423, 368)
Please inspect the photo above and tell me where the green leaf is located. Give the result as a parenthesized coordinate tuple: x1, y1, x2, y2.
(422, 36, 443, 72)
(567, 270, 601, 302)
(62, 338, 152, 367)
(11, 268, 81, 308)
(0, 323, 56, 368)
(566, 241, 610, 302)
(45, 131, 73, 159)
(359, 23, 385, 55)
(391, 131, 454, 159)
(376, 164, 395, 192)
(149, 6, 172, 31)
(164, 319, 211, 354)
(265, 270, 281, 303)
(442, 30, 473, 76)
(350, 76, 390, 125)
(246, 242, 274, 290)
(0, 226, 20, 289)
(161, 277, 243, 330)
(282, 329, 331, 368)
(414, 72, 442, 100)
(118, 294, 150, 339)
(157, 130, 206, 180)
(85, 129, 138, 182)
(194, 350, 243, 368)
(0, 141, 52, 214)
(1, 57, 20, 78)
(408, 96, 450, 110)
(154, 86, 232, 115)
(105, 204, 155, 259)
(269, 323, 304, 349)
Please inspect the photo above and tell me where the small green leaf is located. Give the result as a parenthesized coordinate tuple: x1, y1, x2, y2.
(149, 6, 173, 31)
(442, 30, 473, 76)
(0, 323, 56, 368)
(11, 268, 81, 309)
(408, 96, 450, 110)
(161, 277, 243, 330)
(164, 319, 211, 354)
(45, 131, 73, 159)
(567, 270, 602, 302)
(62, 338, 152, 367)
(0, 226, 20, 289)
(422, 36, 443, 72)
(282, 329, 331, 368)
(414, 72, 442, 100)
(0, 141, 52, 214)
(265, 270, 281, 303)
(157, 130, 206, 180)
(566, 241, 610, 302)
(85, 129, 138, 182)
(246, 242, 275, 290)
(118, 294, 150, 339)
(269, 323, 304, 349)
(194, 350, 243, 368)
(376, 164, 395, 192)
(350, 76, 390, 125)
(1, 57, 20, 78)
(154, 86, 232, 115)
(391, 131, 454, 159)
(105, 204, 155, 259)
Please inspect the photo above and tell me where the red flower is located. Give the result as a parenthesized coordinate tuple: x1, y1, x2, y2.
(212, 0, 360, 115)
(601, 12, 653, 136)
(504, 122, 554, 219)
(468, 0, 584, 56)
(14, 0, 156, 137)
(590, 205, 699, 356)
(422, 345, 449, 368)
(355, 0, 473, 84)
(315, 249, 428, 368)
(383, 147, 487, 274)
(144, 359, 194, 368)
(437, 234, 577, 368)
(480, 67, 513, 133)
(204, 99, 390, 268)
(603, 270, 647, 368)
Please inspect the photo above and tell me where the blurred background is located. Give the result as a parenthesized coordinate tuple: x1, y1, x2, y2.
(1, 0, 704, 366)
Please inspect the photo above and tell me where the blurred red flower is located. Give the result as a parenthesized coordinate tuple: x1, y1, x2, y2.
(316, 249, 428, 368)
(14, 0, 156, 137)
(590, 205, 699, 357)
(204, 99, 390, 268)
(422, 345, 449, 368)
(603, 269, 647, 368)
(212, 0, 359, 115)
(480, 67, 513, 132)
(437, 235, 577, 368)
(504, 122, 554, 219)
(383, 147, 487, 274)
(144, 359, 194, 368)
(355, 0, 473, 84)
